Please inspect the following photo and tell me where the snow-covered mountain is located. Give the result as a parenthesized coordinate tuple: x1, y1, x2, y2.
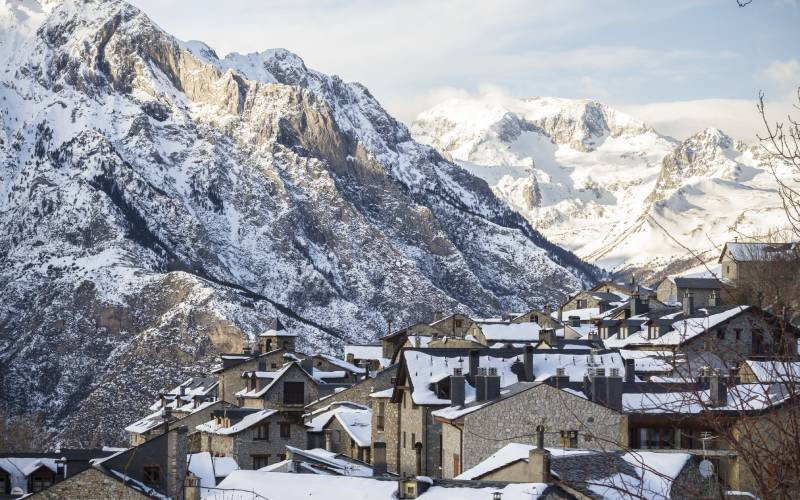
(412, 96, 794, 278)
(0, 0, 599, 445)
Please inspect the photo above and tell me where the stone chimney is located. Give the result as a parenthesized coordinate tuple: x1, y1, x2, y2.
(586, 368, 623, 411)
(624, 358, 635, 384)
(468, 349, 480, 382)
(527, 426, 551, 483)
(708, 290, 720, 307)
(606, 368, 623, 411)
(557, 306, 564, 322)
(550, 367, 569, 388)
(450, 368, 465, 407)
(630, 292, 648, 317)
(683, 292, 695, 316)
(184, 473, 201, 500)
(475, 367, 487, 402)
(373, 442, 388, 476)
(242, 345, 252, 356)
(257, 359, 267, 372)
(540, 329, 558, 346)
(523, 345, 534, 382)
(485, 367, 501, 400)
(709, 372, 728, 407)
(166, 426, 188, 499)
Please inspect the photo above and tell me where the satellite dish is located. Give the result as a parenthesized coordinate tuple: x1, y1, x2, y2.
(699, 459, 714, 478)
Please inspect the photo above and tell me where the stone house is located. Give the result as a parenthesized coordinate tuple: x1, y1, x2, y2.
(25, 467, 155, 500)
(510, 308, 562, 329)
(467, 322, 546, 347)
(256, 318, 298, 353)
(433, 380, 628, 479)
(236, 361, 325, 411)
(429, 312, 474, 339)
(718, 241, 798, 283)
(561, 290, 626, 321)
(604, 302, 799, 367)
(655, 276, 724, 307)
(380, 322, 440, 361)
(305, 402, 373, 463)
(213, 347, 306, 403)
(0, 450, 120, 498)
(193, 407, 306, 469)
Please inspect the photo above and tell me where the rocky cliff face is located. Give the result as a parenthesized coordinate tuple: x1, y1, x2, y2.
(0, 0, 598, 446)
(412, 95, 795, 281)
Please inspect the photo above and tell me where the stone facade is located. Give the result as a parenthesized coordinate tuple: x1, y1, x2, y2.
(371, 394, 400, 473)
(655, 279, 721, 308)
(397, 388, 445, 477)
(216, 349, 302, 403)
(128, 400, 224, 446)
(439, 384, 628, 478)
(323, 417, 370, 463)
(194, 411, 307, 469)
(307, 365, 398, 413)
(430, 313, 473, 338)
(26, 468, 150, 500)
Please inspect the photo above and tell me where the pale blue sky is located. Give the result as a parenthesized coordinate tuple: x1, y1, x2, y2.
(129, 0, 800, 140)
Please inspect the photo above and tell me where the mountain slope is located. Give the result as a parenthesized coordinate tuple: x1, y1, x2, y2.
(0, 0, 597, 446)
(412, 95, 794, 279)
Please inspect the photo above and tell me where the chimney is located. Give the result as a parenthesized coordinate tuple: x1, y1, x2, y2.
(527, 426, 551, 483)
(485, 367, 501, 400)
(469, 349, 480, 382)
(683, 292, 695, 316)
(624, 358, 635, 384)
(630, 292, 647, 317)
(540, 328, 557, 346)
(346, 353, 355, 364)
(166, 426, 188, 499)
(569, 316, 581, 328)
(523, 345, 534, 382)
(257, 359, 267, 372)
(708, 290, 720, 307)
(373, 442, 388, 476)
(475, 367, 487, 402)
(550, 367, 569, 388)
(324, 429, 334, 452)
(243, 345, 252, 356)
(184, 473, 201, 500)
(450, 368, 465, 407)
(606, 368, 623, 411)
(557, 306, 563, 323)
(709, 372, 728, 407)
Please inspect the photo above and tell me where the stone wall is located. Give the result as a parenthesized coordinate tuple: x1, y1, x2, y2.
(455, 384, 627, 474)
(324, 417, 369, 462)
(262, 363, 321, 410)
(440, 422, 462, 479)
(216, 349, 299, 403)
(27, 468, 150, 500)
(397, 388, 445, 477)
(196, 411, 307, 469)
(371, 395, 400, 473)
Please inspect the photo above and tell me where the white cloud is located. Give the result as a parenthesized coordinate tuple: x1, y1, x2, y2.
(619, 92, 797, 143)
(761, 59, 800, 87)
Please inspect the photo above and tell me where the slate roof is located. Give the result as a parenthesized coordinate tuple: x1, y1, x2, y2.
(669, 277, 722, 289)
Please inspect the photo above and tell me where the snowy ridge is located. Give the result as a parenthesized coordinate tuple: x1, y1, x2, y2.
(413, 95, 797, 279)
(0, 0, 598, 445)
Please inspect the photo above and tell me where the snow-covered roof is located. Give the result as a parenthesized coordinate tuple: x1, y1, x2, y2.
(236, 363, 294, 398)
(196, 409, 277, 435)
(344, 344, 382, 359)
(126, 400, 217, 434)
(403, 349, 626, 405)
(744, 360, 800, 382)
(287, 447, 373, 477)
(456, 444, 591, 480)
(721, 241, 796, 262)
(317, 354, 366, 374)
(623, 383, 792, 414)
(478, 322, 543, 341)
(0, 456, 58, 494)
(555, 307, 600, 321)
(604, 306, 749, 348)
(207, 470, 550, 499)
(305, 402, 372, 446)
(188, 452, 240, 496)
(260, 328, 298, 337)
(369, 388, 394, 398)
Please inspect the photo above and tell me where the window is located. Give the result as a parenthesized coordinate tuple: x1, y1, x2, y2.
(143, 466, 161, 488)
(255, 422, 270, 441)
(411, 433, 416, 447)
(717, 328, 726, 340)
(531, 315, 538, 323)
(266, 339, 273, 351)
(577, 299, 587, 309)
(560, 430, 578, 448)
(278, 453, 286, 461)
(271, 363, 278, 369)
(283, 381, 305, 405)
(252, 455, 270, 469)
(454, 319, 463, 328)
(639, 428, 675, 449)
(377, 402, 385, 431)
(403, 431, 407, 448)
(735, 328, 742, 341)
(280, 422, 291, 438)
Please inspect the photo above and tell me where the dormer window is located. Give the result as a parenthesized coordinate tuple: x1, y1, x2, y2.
(454, 319, 463, 328)
(531, 315, 538, 323)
